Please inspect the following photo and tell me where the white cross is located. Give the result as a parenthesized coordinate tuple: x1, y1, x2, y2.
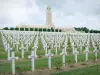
(54, 43, 59, 55)
(7, 44, 12, 59)
(3, 40, 8, 51)
(72, 43, 76, 53)
(60, 49, 67, 67)
(25, 41, 29, 52)
(46, 50, 53, 69)
(92, 42, 96, 48)
(86, 43, 90, 48)
(93, 47, 98, 61)
(73, 48, 79, 63)
(4, 43, 8, 51)
(8, 52, 18, 75)
(44, 44, 49, 56)
(84, 47, 89, 62)
(32, 45, 38, 57)
(20, 44, 26, 58)
(79, 43, 83, 52)
(51, 40, 54, 48)
(28, 51, 36, 71)
(58, 41, 61, 48)
(15, 41, 19, 51)
(13, 41, 16, 48)
(63, 44, 68, 51)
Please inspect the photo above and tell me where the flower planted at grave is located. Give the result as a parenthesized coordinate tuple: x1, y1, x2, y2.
(53, 60, 62, 70)
(68, 60, 71, 65)
(16, 66, 23, 75)
(37, 52, 42, 58)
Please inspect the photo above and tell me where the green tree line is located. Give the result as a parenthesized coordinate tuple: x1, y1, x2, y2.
(2, 27, 62, 32)
(74, 27, 100, 33)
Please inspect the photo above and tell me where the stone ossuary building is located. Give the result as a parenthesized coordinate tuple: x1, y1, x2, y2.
(16, 6, 75, 32)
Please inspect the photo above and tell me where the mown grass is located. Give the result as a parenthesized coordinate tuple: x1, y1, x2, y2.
(0, 48, 62, 59)
(0, 52, 100, 74)
(50, 64, 100, 75)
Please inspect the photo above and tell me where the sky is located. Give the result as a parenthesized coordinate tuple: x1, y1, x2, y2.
(0, 0, 100, 30)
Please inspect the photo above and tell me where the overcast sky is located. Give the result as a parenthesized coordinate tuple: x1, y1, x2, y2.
(0, 0, 100, 30)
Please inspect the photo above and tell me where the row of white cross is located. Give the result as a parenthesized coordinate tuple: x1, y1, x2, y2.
(1, 31, 100, 56)
(1, 31, 100, 59)
(0, 30, 100, 75)
(8, 47, 98, 75)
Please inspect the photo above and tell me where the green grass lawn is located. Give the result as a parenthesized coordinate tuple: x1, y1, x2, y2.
(0, 48, 62, 59)
(0, 52, 100, 74)
(50, 64, 100, 75)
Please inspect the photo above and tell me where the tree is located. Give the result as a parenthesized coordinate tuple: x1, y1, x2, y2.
(30, 28, 33, 31)
(39, 28, 42, 32)
(3, 27, 9, 30)
(83, 27, 89, 33)
(25, 28, 28, 31)
(35, 28, 38, 31)
(15, 28, 19, 31)
(90, 29, 93, 33)
(59, 29, 62, 32)
(10, 27, 14, 30)
(47, 29, 51, 32)
(74, 27, 89, 33)
(20, 28, 24, 31)
(51, 27, 54, 32)
(43, 28, 46, 32)
(55, 29, 58, 32)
